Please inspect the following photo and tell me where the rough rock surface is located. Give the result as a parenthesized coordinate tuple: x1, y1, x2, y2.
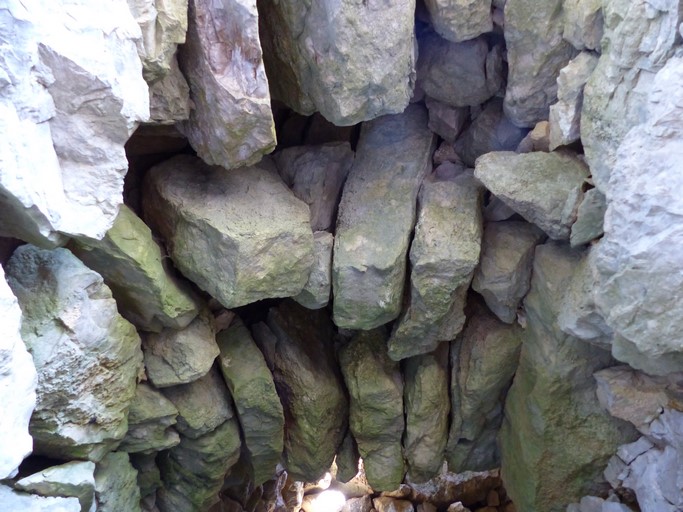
(94, 452, 141, 512)
(570, 188, 606, 247)
(71, 204, 199, 333)
(471, 221, 545, 323)
(503, 0, 576, 126)
(474, 151, 589, 239)
(148, 55, 191, 124)
(423, 0, 493, 43)
(258, 0, 417, 125)
(339, 329, 405, 492)
(15, 460, 96, 512)
(388, 171, 483, 361)
(217, 319, 284, 486)
(293, 231, 333, 310)
(6, 245, 143, 461)
(178, 0, 276, 168)
(333, 105, 435, 329)
(562, 0, 603, 51)
(0, 485, 80, 512)
(119, 383, 179, 454)
(144, 154, 314, 309)
(425, 98, 469, 143)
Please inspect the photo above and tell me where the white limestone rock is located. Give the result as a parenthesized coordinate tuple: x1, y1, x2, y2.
(0, 485, 80, 512)
(562, 0, 603, 51)
(570, 188, 607, 247)
(15, 461, 96, 512)
(148, 55, 191, 125)
(423, 0, 492, 43)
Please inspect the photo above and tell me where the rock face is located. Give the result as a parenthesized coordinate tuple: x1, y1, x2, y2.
(562, 0, 603, 51)
(94, 452, 141, 512)
(6, 246, 143, 461)
(333, 105, 435, 329)
(293, 231, 333, 310)
(119, 383, 179, 454)
(148, 55, 191, 124)
(143, 154, 314, 309)
(0, 485, 80, 512)
(15, 460, 96, 512)
(423, 0, 492, 43)
(570, 188, 606, 247)
(178, 0, 275, 168)
(258, 0, 417, 125)
(339, 329, 405, 492)
(70, 205, 199, 333)
(474, 151, 589, 240)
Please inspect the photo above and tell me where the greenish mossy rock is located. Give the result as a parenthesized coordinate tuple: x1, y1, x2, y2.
(94, 452, 141, 512)
(570, 188, 606, 247)
(293, 231, 333, 310)
(335, 431, 361, 483)
(119, 383, 179, 454)
(0, 485, 80, 512)
(129, 453, 162, 500)
(15, 460, 96, 512)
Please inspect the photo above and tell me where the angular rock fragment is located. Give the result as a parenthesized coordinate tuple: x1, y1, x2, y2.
(333, 105, 435, 329)
(94, 452, 141, 512)
(293, 231, 333, 310)
(425, 97, 469, 143)
(0, 485, 80, 512)
(16, 461, 96, 512)
(6, 245, 143, 461)
(423, 0, 493, 43)
(562, 0, 604, 51)
(374, 497, 415, 512)
(570, 188, 606, 247)
(335, 431, 361, 483)
(178, 0, 275, 168)
(516, 120, 550, 153)
(148, 55, 191, 124)
(474, 151, 589, 239)
(143, 155, 314, 309)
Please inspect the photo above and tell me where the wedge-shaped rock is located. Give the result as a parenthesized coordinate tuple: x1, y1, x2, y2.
(388, 171, 483, 361)
(503, 0, 576, 126)
(474, 151, 589, 240)
(0, 485, 80, 512)
(499, 242, 638, 512)
(562, 0, 603, 51)
(258, 0, 416, 125)
(6, 246, 143, 461)
(143, 312, 218, 388)
(339, 329, 405, 491)
(333, 105, 435, 329)
(424, 0, 492, 43)
(94, 452, 141, 512)
(148, 55, 191, 124)
(404, 343, 450, 482)
(570, 188, 606, 247)
(252, 301, 347, 481)
(293, 231, 333, 310)
(178, 0, 275, 168)
(16, 461, 96, 512)
(119, 383, 179, 454)
(217, 319, 284, 486)
(447, 303, 522, 472)
(425, 98, 469, 144)
(471, 221, 546, 323)
(71, 205, 199, 333)
(144, 154, 314, 309)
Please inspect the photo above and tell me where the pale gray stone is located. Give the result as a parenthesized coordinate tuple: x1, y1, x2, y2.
(562, 0, 603, 51)
(293, 231, 333, 310)
(516, 120, 550, 153)
(119, 383, 179, 454)
(424, 0, 492, 42)
(0, 485, 80, 512)
(623, 442, 683, 512)
(94, 452, 141, 512)
(15, 461, 96, 512)
(258, 0, 416, 125)
(178, 0, 275, 168)
(403, 469, 501, 508)
(474, 151, 589, 239)
(148, 55, 191, 125)
(425, 97, 469, 144)
(373, 497, 415, 512)
(6, 245, 143, 461)
(333, 105, 435, 329)
(143, 155, 314, 309)
(570, 188, 606, 247)
(617, 437, 655, 465)
(472, 221, 545, 324)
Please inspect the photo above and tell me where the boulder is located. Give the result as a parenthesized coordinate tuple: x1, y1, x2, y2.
(70, 204, 199, 333)
(178, 0, 275, 168)
(373, 497, 415, 512)
(258, 0, 416, 125)
(143, 154, 314, 309)
(570, 188, 606, 247)
(471, 221, 545, 323)
(6, 245, 143, 461)
(516, 121, 550, 153)
(474, 151, 589, 240)
(562, 0, 603, 51)
(333, 105, 435, 329)
(217, 319, 285, 486)
(15, 461, 96, 512)
(339, 329, 405, 491)
(0, 264, 36, 479)
(423, 0, 492, 43)
(425, 98, 469, 144)
(0, 485, 80, 512)
(335, 431, 361, 483)
(402, 469, 501, 508)
(503, 0, 576, 126)
(94, 452, 141, 512)
(293, 231, 333, 310)
(388, 171, 483, 361)
(142, 313, 218, 388)
(148, 55, 191, 124)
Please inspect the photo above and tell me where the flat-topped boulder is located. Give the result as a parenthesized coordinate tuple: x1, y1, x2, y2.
(423, 0, 492, 43)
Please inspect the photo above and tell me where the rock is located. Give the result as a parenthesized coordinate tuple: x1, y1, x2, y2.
(0, 264, 36, 479)
(70, 204, 199, 333)
(293, 231, 333, 310)
(252, 301, 347, 482)
(15, 461, 96, 512)
(483, 196, 518, 222)
(258, 0, 416, 125)
(423, 0, 492, 42)
(178, 0, 275, 168)
(433, 141, 463, 167)
(373, 496, 415, 512)
(425, 98, 469, 144)
(474, 151, 589, 240)
(503, 0, 576, 126)
(471, 221, 546, 323)
(516, 121, 550, 153)
(403, 343, 450, 482)
(447, 303, 523, 472)
(549, 52, 599, 150)
(592, 54, 683, 375)
(274, 143, 354, 232)
(342, 495, 374, 512)
(333, 105, 435, 329)
(148, 54, 191, 124)
(570, 189, 606, 247)
(161, 366, 234, 439)
(6, 245, 143, 461)
(130, 453, 162, 499)
(454, 99, 528, 167)
(417, 32, 503, 108)
(119, 383, 179, 454)
(0, 1, 148, 246)
(617, 437, 655, 465)
(95, 452, 141, 512)
(562, 0, 603, 50)
(216, 319, 284, 486)
(388, 171, 483, 361)
(0, 485, 80, 512)
(404, 469, 501, 508)
(339, 329, 405, 492)
(143, 313, 218, 388)
(334, 431, 361, 483)
(143, 154, 314, 309)
(499, 242, 638, 512)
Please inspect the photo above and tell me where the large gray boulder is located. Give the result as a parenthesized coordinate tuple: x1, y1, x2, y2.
(258, 0, 416, 125)
(333, 105, 435, 329)
(143, 155, 314, 309)
(423, 0, 492, 43)
(119, 383, 179, 454)
(15, 461, 96, 512)
(6, 246, 143, 461)
(178, 0, 275, 168)
(388, 171, 483, 361)
(94, 452, 141, 512)
(339, 329, 405, 492)
(0, 485, 80, 512)
(474, 151, 589, 240)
